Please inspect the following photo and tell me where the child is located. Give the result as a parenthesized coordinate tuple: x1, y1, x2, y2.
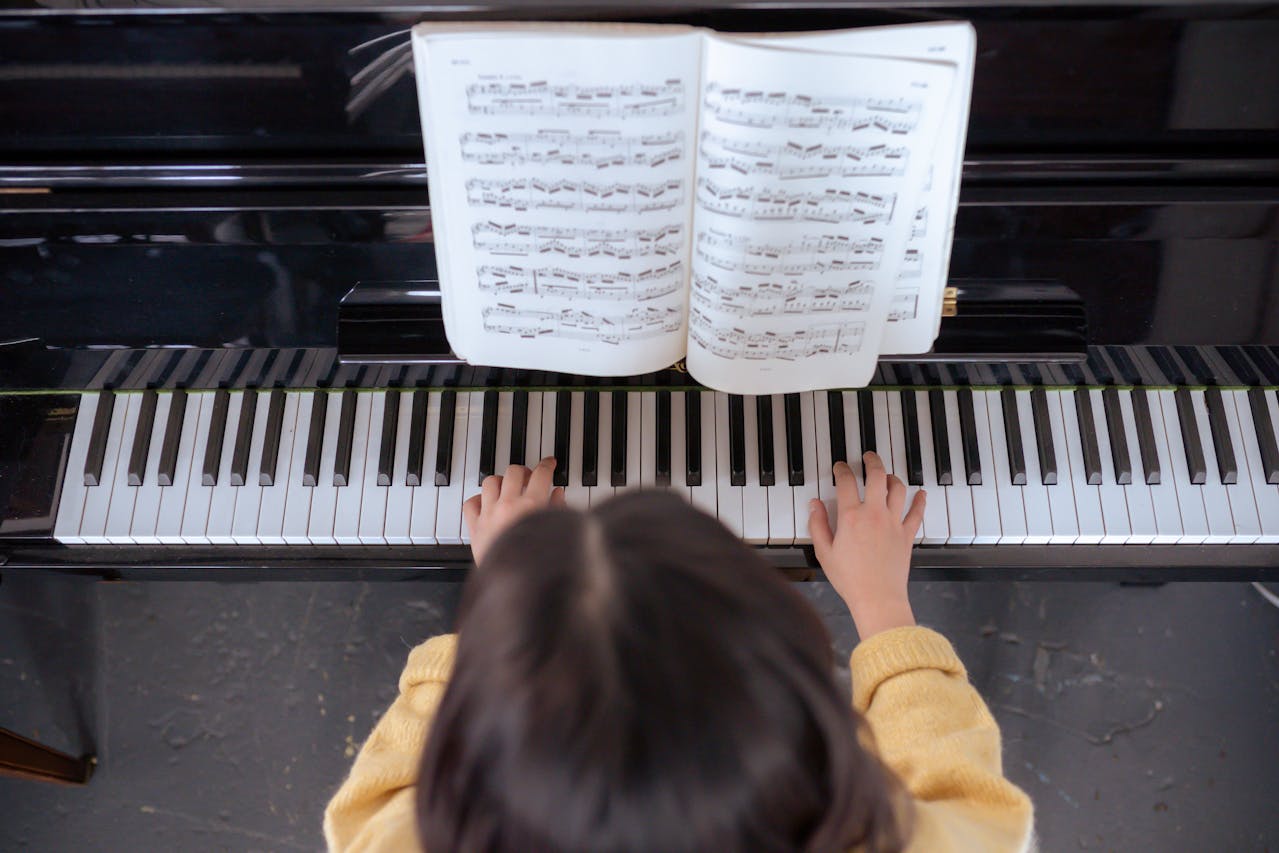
(325, 452, 1033, 852)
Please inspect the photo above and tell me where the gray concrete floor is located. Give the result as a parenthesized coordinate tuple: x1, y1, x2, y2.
(1, 575, 1277, 852)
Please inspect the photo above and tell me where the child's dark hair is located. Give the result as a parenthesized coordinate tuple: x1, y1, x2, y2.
(417, 491, 908, 853)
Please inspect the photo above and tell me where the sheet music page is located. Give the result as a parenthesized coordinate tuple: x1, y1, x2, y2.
(685, 37, 955, 394)
(740, 23, 975, 354)
(412, 27, 702, 375)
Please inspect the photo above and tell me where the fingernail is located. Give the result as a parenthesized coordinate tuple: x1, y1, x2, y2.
(541, 456, 556, 467)
(809, 499, 822, 513)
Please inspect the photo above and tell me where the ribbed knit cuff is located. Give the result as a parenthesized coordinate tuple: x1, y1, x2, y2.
(399, 633, 458, 692)
(850, 625, 966, 713)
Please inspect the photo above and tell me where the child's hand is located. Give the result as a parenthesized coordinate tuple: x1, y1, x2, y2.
(808, 452, 925, 639)
(464, 457, 566, 564)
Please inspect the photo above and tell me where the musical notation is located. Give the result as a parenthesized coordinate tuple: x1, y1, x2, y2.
(696, 179, 896, 224)
(899, 248, 923, 279)
(689, 307, 865, 360)
(471, 222, 684, 259)
(699, 131, 908, 180)
(467, 80, 686, 118)
(692, 274, 872, 317)
(888, 290, 920, 322)
(483, 304, 683, 345)
(702, 83, 921, 134)
(459, 131, 683, 169)
(695, 229, 884, 276)
(465, 178, 684, 214)
(477, 262, 683, 302)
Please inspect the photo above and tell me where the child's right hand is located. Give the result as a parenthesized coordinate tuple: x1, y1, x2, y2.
(808, 452, 925, 640)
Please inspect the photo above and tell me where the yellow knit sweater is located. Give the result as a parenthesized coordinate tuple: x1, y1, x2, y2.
(324, 626, 1034, 852)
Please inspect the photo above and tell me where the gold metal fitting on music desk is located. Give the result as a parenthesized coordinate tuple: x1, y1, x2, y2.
(941, 287, 959, 317)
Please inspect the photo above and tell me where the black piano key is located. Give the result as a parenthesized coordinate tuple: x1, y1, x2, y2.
(377, 390, 400, 487)
(258, 389, 286, 486)
(927, 389, 952, 486)
(1072, 389, 1103, 485)
(229, 389, 257, 487)
(553, 391, 571, 487)
(784, 393, 804, 487)
(1000, 389, 1027, 486)
(956, 389, 981, 486)
(581, 390, 600, 487)
(478, 389, 499, 484)
(611, 392, 628, 487)
(1173, 387, 1206, 485)
(1249, 389, 1279, 484)
(434, 390, 457, 487)
(509, 390, 529, 466)
(1101, 388, 1132, 485)
(900, 391, 924, 487)
(1131, 389, 1161, 485)
(827, 391, 847, 483)
(200, 388, 231, 485)
(83, 391, 116, 487)
(686, 392, 703, 487)
(333, 389, 356, 487)
(303, 390, 327, 487)
(728, 395, 746, 487)
(655, 390, 672, 486)
(406, 390, 427, 487)
(1203, 387, 1237, 485)
(157, 390, 187, 487)
(857, 390, 876, 477)
(127, 390, 159, 486)
(756, 395, 775, 487)
(1029, 388, 1057, 486)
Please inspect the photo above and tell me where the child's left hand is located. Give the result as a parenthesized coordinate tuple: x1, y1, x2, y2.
(463, 457, 566, 564)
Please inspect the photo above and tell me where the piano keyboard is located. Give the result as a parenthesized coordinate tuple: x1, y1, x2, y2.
(52, 386, 1279, 548)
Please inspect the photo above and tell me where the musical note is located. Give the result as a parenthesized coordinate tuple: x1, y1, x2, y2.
(477, 262, 683, 302)
(459, 131, 683, 169)
(898, 248, 923, 279)
(465, 178, 684, 214)
(471, 222, 684, 259)
(483, 304, 683, 345)
(911, 206, 928, 239)
(695, 229, 884, 276)
(699, 131, 909, 180)
(702, 83, 921, 134)
(467, 79, 686, 118)
(691, 273, 873, 317)
(888, 290, 920, 322)
(696, 178, 896, 224)
(688, 307, 865, 360)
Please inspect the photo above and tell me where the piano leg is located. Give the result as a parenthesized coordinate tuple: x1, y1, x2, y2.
(0, 726, 95, 785)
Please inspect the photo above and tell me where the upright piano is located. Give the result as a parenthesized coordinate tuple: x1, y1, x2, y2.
(2, 1, 1278, 581)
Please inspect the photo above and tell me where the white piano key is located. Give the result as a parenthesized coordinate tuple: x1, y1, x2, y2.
(205, 392, 244, 545)
(1125, 391, 1182, 544)
(1154, 389, 1210, 544)
(840, 390, 864, 500)
(914, 392, 950, 545)
(885, 391, 923, 544)
(332, 393, 373, 545)
(230, 391, 272, 544)
(380, 392, 415, 544)
(689, 391, 718, 518)
(1217, 389, 1262, 544)
(941, 391, 978, 544)
(306, 391, 345, 545)
(589, 392, 615, 507)
(640, 392, 658, 490)
(670, 390, 692, 503)
(156, 393, 204, 545)
(789, 393, 820, 545)
(539, 390, 558, 468)
(980, 391, 1027, 545)
(457, 392, 486, 543)
(493, 391, 514, 473)
(1012, 391, 1055, 545)
(1231, 390, 1279, 543)
(53, 392, 101, 544)
(281, 393, 316, 545)
(714, 393, 743, 537)
(1055, 392, 1102, 544)
(101, 394, 143, 542)
(964, 392, 1005, 544)
(741, 395, 770, 544)
(1112, 391, 1160, 545)
(563, 391, 590, 510)
(178, 393, 216, 545)
(256, 393, 300, 544)
(766, 395, 795, 544)
(129, 392, 173, 544)
(357, 392, 390, 545)
(1188, 390, 1248, 543)
(1084, 389, 1133, 544)
(525, 391, 544, 472)
(408, 392, 443, 545)
(813, 391, 838, 534)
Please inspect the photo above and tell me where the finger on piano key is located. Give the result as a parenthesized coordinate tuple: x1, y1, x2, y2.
(883, 391, 922, 543)
(357, 392, 390, 545)
(611, 391, 629, 488)
(1216, 390, 1261, 544)
(458, 391, 486, 542)
(564, 391, 590, 510)
(913, 391, 950, 545)
(1029, 387, 1057, 486)
(741, 395, 769, 544)
(478, 389, 499, 482)
(333, 389, 357, 488)
(670, 390, 692, 502)
(492, 390, 514, 474)
(1113, 390, 1162, 544)
(589, 391, 615, 506)
(231, 391, 272, 543)
(766, 395, 795, 544)
(83, 391, 116, 487)
(1154, 389, 1209, 543)
(127, 390, 158, 487)
(840, 390, 863, 499)
(408, 391, 442, 545)
(205, 392, 245, 545)
(260, 388, 287, 487)
(130, 391, 173, 544)
(1000, 388, 1027, 486)
(1085, 389, 1132, 544)
(508, 390, 528, 467)
(53, 393, 101, 543)
(622, 390, 641, 492)
(653, 390, 671, 487)
(306, 390, 345, 545)
(1188, 389, 1250, 542)
(552, 391, 571, 487)
(524, 391, 545, 478)
(437, 391, 475, 544)
(957, 389, 982, 486)
(689, 391, 718, 518)
(714, 392, 744, 537)
(257, 392, 300, 544)
(927, 389, 953, 487)
(229, 389, 258, 488)
(281, 393, 316, 545)
(980, 390, 1027, 544)
(1247, 387, 1279, 484)
(857, 389, 876, 477)
(813, 391, 838, 533)
(940, 390, 978, 544)
(1054, 391, 1100, 544)
(1012, 391, 1055, 544)
(1231, 390, 1279, 543)
(178, 393, 216, 545)
(1101, 388, 1132, 485)
(376, 389, 400, 488)
(538, 389, 558, 475)
(756, 394, 775, 488)
(303, 389, 327, 487)
(157, 389, 187, 487)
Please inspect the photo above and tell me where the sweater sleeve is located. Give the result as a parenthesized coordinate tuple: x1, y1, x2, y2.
(323, 634, 458, 853)
(850, 625, 1035, 853)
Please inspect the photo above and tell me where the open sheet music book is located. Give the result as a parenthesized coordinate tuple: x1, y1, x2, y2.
(411, 21, 975, 394)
